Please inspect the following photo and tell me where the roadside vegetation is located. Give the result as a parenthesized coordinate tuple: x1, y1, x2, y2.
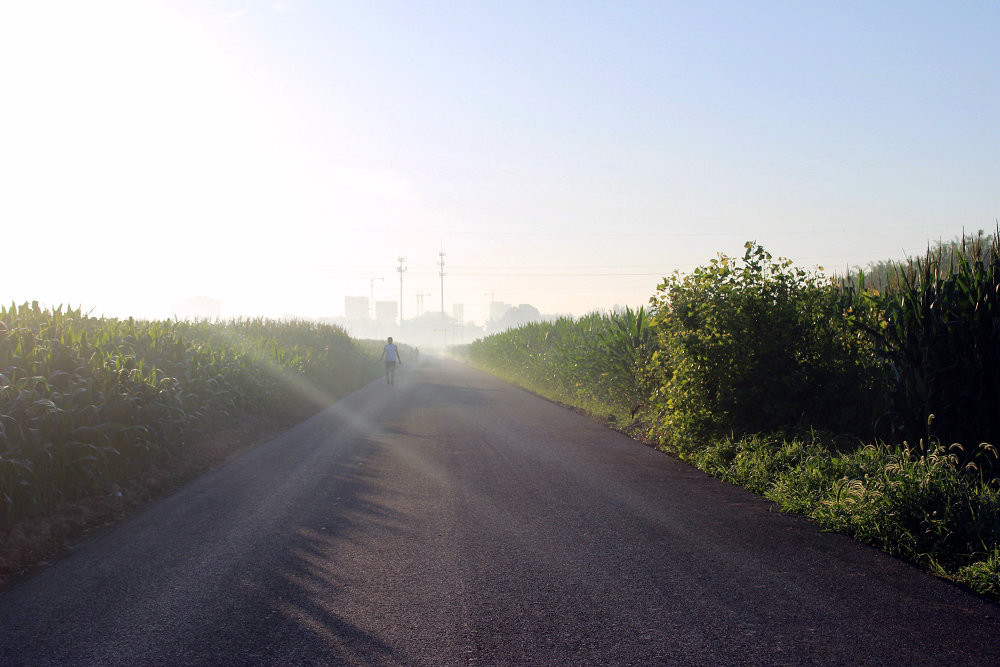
(464, 230, 1000, 601)
(0, 306, 382, 579)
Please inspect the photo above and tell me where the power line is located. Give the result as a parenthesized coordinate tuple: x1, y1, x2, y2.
(350, 222, 972, 238)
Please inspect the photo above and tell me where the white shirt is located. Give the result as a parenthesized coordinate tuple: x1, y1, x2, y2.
(383, 343, 399, 362)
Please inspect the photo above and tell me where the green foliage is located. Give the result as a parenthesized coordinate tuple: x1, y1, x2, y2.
(841, 230, 997, 292)
(815, 441, 1000, 570)
(648, 242, 878, 448)
(0, 304, 379, 527)
(843, 230, 1000, 464)
(593, 306, 656, 415)
(466, 308, 656, 419)
(956, 548, 1000, 598)
(466, 314, 604, 412)
(686, 432, 1000, 600)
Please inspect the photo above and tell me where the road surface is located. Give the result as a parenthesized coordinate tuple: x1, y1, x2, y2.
(2, 357, 999, 665)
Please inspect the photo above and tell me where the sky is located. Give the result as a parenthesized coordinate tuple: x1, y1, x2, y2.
(1, 0, 997, 325)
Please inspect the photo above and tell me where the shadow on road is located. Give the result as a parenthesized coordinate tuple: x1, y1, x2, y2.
(234, 444, 409, 664)
(237, 395, 420, 664)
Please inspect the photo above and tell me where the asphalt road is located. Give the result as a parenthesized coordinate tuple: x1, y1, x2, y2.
(2, 357, 1000, 665)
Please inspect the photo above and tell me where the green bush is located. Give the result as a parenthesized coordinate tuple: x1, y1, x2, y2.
(648, 242, 879, 449)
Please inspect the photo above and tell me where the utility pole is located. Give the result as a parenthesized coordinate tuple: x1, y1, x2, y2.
(415, 291, 430, 317)
(397, 257, 407, 325)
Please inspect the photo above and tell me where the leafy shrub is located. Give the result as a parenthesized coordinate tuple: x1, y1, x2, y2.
(648, 242, 879, 449)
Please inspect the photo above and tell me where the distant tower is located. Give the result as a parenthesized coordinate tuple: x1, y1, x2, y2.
(344, 296, 368, 321)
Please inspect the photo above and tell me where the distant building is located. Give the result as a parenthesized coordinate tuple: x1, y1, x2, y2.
(345, 296, 369, 321)
(375, 300, 398, 325)
(452, 303, 464, 322)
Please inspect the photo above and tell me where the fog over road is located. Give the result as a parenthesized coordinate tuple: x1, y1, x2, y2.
(2, 357, 999, 665)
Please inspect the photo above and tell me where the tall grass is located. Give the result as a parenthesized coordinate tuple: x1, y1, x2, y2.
(0, 303, 379, 528)
(688, 433, 1000, 594)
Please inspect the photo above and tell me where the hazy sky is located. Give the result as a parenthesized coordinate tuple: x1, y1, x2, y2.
(2, 1, 997, 324)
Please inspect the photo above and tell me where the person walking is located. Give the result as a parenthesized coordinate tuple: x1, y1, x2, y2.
(379, 336, 402, 385)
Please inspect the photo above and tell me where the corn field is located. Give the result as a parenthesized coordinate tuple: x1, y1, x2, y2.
(0, 303, 379, 529)
(465, 307, 653, 420)
(845, 229, 1000, 470)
